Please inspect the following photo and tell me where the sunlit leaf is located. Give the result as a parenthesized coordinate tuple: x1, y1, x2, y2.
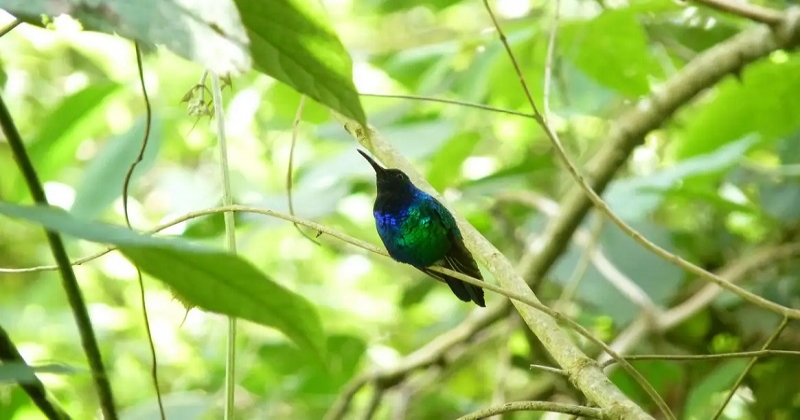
(674, 57, 800, 158)
(234, 0, 366, 124)
(0, 203, 326, 359)
(560, 8, 662, 97)
(7, 82, 121, 200)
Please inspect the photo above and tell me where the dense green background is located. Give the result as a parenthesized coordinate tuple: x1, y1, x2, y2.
(2, 0, 800, 419)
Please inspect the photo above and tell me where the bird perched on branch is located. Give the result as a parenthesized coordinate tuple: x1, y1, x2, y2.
(358, 149, 485, 307)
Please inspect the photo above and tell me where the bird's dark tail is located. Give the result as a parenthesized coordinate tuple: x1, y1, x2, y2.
(421, 238, 485, 307)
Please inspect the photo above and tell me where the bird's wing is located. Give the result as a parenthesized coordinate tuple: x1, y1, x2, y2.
(424, 198, 486, 306)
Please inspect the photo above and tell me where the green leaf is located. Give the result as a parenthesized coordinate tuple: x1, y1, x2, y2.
(7, 82, 121, 200)
(70, 117, 162, 221)
(0, 363, 82, 384)
(254, 334, 366, 394)
(674, 56, 800, 158)
(0, 203, 326, 358)
(427, 131, 481, 191)
(560, 9, 662, 97)
(605, 136, 758, 221)
(234, 0, 366, 124)
(684, 359, 748, 419)
(120, 246, 325, 359)
(2, 0, 251, 74)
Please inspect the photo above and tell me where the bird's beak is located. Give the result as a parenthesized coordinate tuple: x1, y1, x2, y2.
(357, 149, 386, 175)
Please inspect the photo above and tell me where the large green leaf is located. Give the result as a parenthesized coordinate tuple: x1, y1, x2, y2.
(0, 203, 325, 358)
(560, 9, 662, 97)
(70, 117, 163, 221)
(234, 0, 366, 125)
(684, 359, 748, 419)
(2, 0, 251, 74)
(604, 136, 758, 221)
(7, 82, 120, 200)
(673, 56, 800, 158)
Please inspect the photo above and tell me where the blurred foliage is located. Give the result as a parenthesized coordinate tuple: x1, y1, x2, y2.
(1, 0, 800, 419)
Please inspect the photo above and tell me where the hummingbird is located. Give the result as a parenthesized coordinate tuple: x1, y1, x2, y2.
(358, 150, 485, 307)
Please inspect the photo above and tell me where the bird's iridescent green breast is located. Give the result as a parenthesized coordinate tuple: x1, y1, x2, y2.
(375, 199, 452, 267)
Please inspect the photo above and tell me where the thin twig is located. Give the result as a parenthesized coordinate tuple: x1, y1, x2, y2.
(600, 349, 800, 368)
(528, 364, 568, 376)
(489, 318, 517, 418)
(481, 1, 673, 418)
(483, 0, 800, 326)
(710, 316, 790, 420)
(456, 401, 603, 420)
(0, 91, 118, 419)
(542, 0, 561, 121)
(601, 244, 800, 366)
(287, 95, 320, 243)
(359, 93, 535, 119)
(123, 41, 165, 420)
(689, 0, 784, 26)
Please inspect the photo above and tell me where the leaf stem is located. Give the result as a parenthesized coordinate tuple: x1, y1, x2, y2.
(210, 73, 238, 419)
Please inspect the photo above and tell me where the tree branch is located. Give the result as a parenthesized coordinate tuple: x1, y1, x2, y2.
(333, 118, 654, 419)
(519, 7, 800, 291)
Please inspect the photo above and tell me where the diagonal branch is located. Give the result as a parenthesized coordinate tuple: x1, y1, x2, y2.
(333, 117, 654, 419)
(520, 7, 800, 292)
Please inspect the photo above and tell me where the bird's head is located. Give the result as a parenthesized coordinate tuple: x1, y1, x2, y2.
(357, 149, 414, 193)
